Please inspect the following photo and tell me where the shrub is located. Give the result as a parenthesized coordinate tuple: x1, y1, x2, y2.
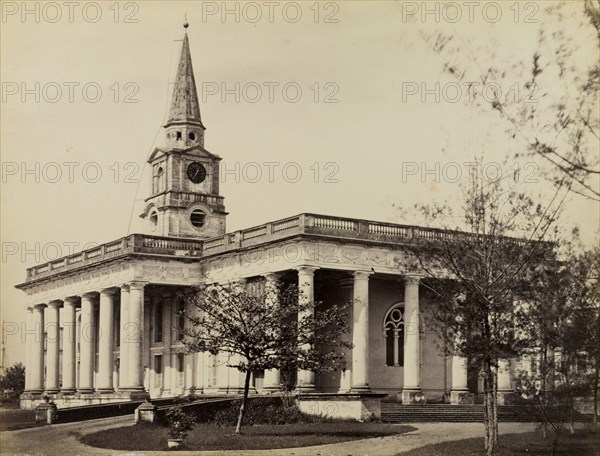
(213, 397, 329, 426)
(165, 407, 196, 440)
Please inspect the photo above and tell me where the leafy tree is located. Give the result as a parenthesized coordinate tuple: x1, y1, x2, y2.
(180, 278, 352, 434)
(404, 170, 558, 456)
(0, 362, 25, 398)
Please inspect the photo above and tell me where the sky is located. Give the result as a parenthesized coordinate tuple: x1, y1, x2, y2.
(1, 1, 598, 366)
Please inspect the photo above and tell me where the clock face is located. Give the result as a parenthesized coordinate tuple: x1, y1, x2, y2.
(187, 162, 206, 184)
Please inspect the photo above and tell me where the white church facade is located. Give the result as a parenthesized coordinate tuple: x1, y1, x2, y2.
(17, 26, 515, 410)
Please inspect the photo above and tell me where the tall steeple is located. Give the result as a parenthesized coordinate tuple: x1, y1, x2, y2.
(141, 20, 226, 239)
(164, 22, 206, 148)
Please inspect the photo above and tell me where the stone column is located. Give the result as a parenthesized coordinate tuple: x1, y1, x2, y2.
(497, 359, 514, 405)
(351, 270, 372, 392)
(61, 297, 78, 394)
(162, 290, 173, 395)
(97, 288, 116, 393)
(402, 275, 423, 404)
(450, 322, 473, 404)
(128, 282, 146, 390)
(262, 272, 281, 393)
(78, 293, 96, 393)
(194, 352, 204, 394)
(43, 301, 61, 394)
(338, 278, 354, 392)
(184, 353, 196, 394)
(216, 353, 229, 392)
(296, 266, 318, 392)
(118, 284, 130, 389)
(450, 354, 473, 404)
(24, 307, 33, 392)
(30, 304, 45, 394)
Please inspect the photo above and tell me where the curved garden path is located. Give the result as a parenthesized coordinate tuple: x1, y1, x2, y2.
(0, 416, 537, 456)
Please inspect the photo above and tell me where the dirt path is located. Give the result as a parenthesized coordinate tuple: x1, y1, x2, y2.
(0, 417, 537, 456)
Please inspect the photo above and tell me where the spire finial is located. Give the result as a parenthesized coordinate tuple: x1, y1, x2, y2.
(183, 12, 188, 29)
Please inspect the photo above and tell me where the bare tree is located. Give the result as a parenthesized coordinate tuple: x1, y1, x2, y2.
(422, 1, 600, 200)
(404, 170, 558, 455)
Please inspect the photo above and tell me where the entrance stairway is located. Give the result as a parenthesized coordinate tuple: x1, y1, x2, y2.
(381, 402, 593, 423)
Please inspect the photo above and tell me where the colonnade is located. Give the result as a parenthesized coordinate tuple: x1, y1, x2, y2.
(22, 269, 512, 402)
(24, 281, 146, 396)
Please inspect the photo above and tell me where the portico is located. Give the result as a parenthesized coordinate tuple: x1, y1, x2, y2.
(16, 214, 502, 409)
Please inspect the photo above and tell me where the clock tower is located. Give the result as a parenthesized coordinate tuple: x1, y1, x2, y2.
(141, 24, 227, 239)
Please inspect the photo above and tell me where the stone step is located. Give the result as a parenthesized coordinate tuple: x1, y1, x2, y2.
(380, 404, 593, 423)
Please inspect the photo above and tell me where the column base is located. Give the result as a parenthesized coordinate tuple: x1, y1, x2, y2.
(262, 385, 281, 394)
(96, 387, 115, 394)
(44, 388, 59, 395)
(350, 385, 371, 393)
(450, 389, 474, 405)
(77, 388, 95, 394)
(24, 389, 44, 396)
(401, 388, 426, 404)
(119, 388, 150, 400)
(58, 388, 77, 396)
(20, 390, 43, 399)
(296, 384, 317, 393)
(497, 391, 517, 405)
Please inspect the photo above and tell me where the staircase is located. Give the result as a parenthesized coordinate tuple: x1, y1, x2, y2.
(381, 402, 593, 423)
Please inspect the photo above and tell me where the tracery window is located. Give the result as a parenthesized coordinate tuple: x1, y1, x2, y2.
(384, 303, 404, 367)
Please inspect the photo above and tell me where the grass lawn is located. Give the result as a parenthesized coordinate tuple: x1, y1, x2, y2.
(397, 430, 600, 456)
(0, 406, 38, 431)
(82, 421, 416, 451)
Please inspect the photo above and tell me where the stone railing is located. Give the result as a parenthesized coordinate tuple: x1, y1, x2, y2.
(25, 234, 204, 281)
(23, 214, 532, 282)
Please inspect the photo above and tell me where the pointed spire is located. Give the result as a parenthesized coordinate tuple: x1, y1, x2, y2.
(165, 23, 204, 129)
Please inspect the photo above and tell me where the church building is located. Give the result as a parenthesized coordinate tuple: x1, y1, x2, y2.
(16, 25, 515, 413)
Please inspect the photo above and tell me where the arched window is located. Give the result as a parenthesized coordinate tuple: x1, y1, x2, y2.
(384, 303, 404, 367)
(153, 165, 165, 194)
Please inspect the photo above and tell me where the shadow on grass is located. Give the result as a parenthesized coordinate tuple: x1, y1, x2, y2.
(0, 407, 39, 432)
(81, 422, 417, 451)
(395, 430, 600, 456)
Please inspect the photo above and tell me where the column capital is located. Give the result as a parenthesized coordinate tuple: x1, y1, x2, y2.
(295, 265, 319, 276)
(128, 281, 147, 291)
(63, 296, 79, 305)
(33, 303, 46, 311)
(81, 291, 98, 300)
(120, 283, 130, 292)
(26, 306, 34, 313)
(353, 270, 372, 280)
(262, 272, 282, 281)
(100, 287, 119, 297)
(159, 288, 173, 300)
(404, 274, 422, 285)
(48, 300, 63, 308)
